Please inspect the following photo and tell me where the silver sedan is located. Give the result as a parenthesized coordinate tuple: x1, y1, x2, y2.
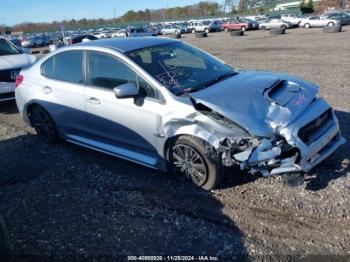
(15, 38, 345, 189)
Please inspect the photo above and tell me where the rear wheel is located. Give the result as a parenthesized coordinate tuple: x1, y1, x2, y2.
(168, 136, 223, 190)
(29, 105, 59, 144)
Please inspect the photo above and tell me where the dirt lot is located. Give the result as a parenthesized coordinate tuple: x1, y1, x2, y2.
(0, 28, 350, 261)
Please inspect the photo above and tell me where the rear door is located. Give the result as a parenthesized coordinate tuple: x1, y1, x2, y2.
(38, 50, 88, 136)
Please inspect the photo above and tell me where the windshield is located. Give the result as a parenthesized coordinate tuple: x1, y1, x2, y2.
(126, 42, 236, 95)
(0, 38, 21, 56)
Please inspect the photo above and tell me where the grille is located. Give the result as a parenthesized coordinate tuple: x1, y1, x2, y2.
(298, 109, 333, 144)
(0, 68, 21, 83)
(0, 92, 15, 100)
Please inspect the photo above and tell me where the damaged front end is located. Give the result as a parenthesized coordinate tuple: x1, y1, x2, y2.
(188, 71, 345, 182)
(219, 135, 300, 177)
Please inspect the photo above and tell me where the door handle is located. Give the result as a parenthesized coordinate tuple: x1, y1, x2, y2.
(41, 86, 52, 94)
(87, 97, 100, 105)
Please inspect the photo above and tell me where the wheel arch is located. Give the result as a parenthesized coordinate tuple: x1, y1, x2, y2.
(163, 132, 221, 165)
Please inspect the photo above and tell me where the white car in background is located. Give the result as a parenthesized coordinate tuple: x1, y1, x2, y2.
(111, 30, 127, 38)
(93, 32, 108, 39)
(299, 16, 340, 28)
(281, 14, 302, 26)
(187, 21, 211, 33)
(0, 38, 37, 102)
(259, 19, 291, 30)
(161, 25, 184, 35)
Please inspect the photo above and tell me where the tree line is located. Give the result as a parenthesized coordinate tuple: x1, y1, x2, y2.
(1, 0, 346, 34)
(1, 1, 223, 33)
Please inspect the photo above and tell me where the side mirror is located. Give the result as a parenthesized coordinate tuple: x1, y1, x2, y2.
(113, 83, 139, 99)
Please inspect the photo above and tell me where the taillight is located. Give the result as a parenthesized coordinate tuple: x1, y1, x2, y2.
(15, 75, 24, 87)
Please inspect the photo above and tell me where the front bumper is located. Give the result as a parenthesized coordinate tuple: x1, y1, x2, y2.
(0, 82, 16, 102)
(276, 98, 345, 174)
(227, 98, 345, 176)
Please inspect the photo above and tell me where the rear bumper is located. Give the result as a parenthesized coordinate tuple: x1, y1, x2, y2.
(0, 82, 15, 102)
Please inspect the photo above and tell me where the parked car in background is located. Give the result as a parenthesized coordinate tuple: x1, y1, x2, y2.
(161, 25, 184, 35)
(221, 18, 252, 31)
(21, 36, 43, 48)
(281, 14, 302, 27)
(71, 34, 98, 44)
(0, 38, 36, 102)
(126, 27, 156, 37)
(93, 32, 108, 39)
(299, 16, 340, 28)
(321, 12, 350, 25)
(204, 20, 222, 32)
(111, 30, 127, 38)
(240, 18, 259, 30)
(259, 19, 291, 30)
(187, 21, 211, 33)
(42, 35, 52, 46)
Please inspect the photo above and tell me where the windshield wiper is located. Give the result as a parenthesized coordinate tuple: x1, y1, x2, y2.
(176, 71, 238, 96)
(202, 71, 238, 88)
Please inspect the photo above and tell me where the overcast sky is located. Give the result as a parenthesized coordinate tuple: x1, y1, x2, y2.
(2, 0, 202, 26)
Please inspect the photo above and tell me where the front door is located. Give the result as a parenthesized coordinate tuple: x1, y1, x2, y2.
(84, 51, 165, 167)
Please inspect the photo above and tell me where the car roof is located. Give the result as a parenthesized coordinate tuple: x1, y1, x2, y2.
(76, 37, 177, 53)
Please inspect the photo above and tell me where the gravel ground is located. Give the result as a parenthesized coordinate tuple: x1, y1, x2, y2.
(0, 27, 350, 261)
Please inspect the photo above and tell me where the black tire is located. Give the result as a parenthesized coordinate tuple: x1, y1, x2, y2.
(29, 105, 60, 144)
(270, 28, 286, 35)
(168, 136, 223, 190)
(323, 25, 342, 33)
(231, 30, 244, 36)
(0, 215, 10, 262)
(280, 24, 287, 29)
(195, 32, 207, 38)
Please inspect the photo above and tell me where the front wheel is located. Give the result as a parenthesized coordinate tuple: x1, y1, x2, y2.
(168, 136, 223, 190)
(29, 105, 60, 144)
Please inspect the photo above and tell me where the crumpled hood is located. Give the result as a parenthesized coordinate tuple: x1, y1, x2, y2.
(0, 53, 37, 70)
(190, 70, 318, 137)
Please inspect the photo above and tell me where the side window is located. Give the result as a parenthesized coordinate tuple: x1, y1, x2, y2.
(41, 57, 54, 78)
(54, 51, 84, 83)
(88, 51, 157, 99)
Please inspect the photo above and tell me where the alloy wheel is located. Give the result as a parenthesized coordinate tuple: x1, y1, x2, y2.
(172, 144, 208, 186)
